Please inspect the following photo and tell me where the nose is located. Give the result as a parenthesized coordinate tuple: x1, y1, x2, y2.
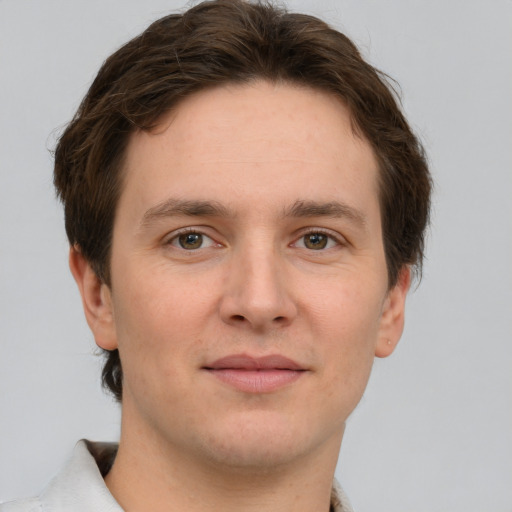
(219, 242, 298, 332)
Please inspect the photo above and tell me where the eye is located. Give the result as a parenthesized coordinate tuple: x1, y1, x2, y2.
(294, 232, 339, 250)
(168, 230, 217, 250)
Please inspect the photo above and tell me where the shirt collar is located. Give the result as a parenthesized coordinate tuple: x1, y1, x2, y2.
(39, 440, 122, 512)
(39, 440, 354, 512)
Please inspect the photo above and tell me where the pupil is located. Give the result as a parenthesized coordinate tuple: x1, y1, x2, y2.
(179, 233, 202, 249)
(305, 233, 327, 250)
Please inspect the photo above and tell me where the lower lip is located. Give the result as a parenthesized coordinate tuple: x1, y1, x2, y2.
(205, 369, 304, 393)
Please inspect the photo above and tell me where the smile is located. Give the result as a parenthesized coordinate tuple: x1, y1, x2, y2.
(203, 354, 307, 393)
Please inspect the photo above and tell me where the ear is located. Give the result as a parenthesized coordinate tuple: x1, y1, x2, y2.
(69, 246, 118, 351)
(375, 266, 411, 358)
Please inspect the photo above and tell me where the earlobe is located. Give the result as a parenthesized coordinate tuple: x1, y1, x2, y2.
(69, 246, 118, 351)
(375, 267, 411, 358)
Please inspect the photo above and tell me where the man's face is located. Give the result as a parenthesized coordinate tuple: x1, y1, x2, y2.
(81, 81, 408, 469)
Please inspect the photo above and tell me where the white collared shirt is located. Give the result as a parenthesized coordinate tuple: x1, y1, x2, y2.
(1, 440, 354, 512)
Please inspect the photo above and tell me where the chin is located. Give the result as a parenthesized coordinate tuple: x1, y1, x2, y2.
(201, 438, 305, 471)
(194, 412, 338, 471)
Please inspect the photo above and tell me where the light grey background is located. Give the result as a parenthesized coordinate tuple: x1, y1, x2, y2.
(1, 1, 511, 510)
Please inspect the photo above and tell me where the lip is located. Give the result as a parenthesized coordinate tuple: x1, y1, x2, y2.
(203, 354, 307, 393)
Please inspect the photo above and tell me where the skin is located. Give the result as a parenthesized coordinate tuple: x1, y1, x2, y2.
(71, 81, 410, 512)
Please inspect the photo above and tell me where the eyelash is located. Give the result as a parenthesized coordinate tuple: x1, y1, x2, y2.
(292, 228, 345, 251)
(164, 227, 345, 251)
(165, 227, 218, 250)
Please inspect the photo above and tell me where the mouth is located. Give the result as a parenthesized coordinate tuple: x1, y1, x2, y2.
(202, 354, 307, 393)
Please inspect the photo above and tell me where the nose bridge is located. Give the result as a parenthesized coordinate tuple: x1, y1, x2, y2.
(220, 236, 296, 330)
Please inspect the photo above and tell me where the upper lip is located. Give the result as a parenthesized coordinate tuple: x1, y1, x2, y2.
(204, 354, 305, 371)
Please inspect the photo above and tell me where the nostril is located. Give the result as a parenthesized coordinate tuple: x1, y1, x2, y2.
(273, 316, 286, 322)
(232, 315, 245, 322)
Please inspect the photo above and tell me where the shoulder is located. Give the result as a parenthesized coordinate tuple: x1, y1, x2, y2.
(1, 440, 121, 512)
(331, 479, 355, 512)
(0, 497, 42, 512)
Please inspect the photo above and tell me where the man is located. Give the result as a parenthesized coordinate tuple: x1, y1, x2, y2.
(1, 1, 431, 511)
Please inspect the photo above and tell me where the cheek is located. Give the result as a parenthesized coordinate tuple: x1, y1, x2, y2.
(110, 267, 221, 382)
(309, 279, 384, 388)
(309, 274, 384, 342)
(113, 262, 211, 331)
(111, 281, 200, 408)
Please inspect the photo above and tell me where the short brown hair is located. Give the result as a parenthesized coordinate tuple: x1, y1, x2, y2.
(54, 0, 432, 401)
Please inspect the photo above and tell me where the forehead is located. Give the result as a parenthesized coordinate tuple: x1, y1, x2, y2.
(119, 80, 380, 223)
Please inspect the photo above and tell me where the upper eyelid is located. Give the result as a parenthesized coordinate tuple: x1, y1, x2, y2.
(164, 226, 216, 242)
(165, 228, 220, 252)
(292, 227, 347, 245)
(161, 226, 347, 246)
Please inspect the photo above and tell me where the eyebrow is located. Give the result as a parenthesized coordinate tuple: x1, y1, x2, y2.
(140, 198, 367, 229)
(284, 200, 367, 228)
(140, 199, 233, 228)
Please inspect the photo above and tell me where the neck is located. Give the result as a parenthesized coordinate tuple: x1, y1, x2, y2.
(105, 407, 343, 512)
